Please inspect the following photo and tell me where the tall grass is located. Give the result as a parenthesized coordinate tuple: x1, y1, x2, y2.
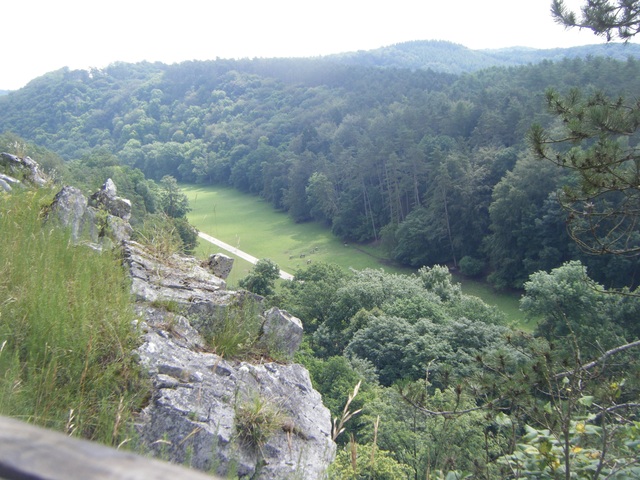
(0, 189, 148, 444)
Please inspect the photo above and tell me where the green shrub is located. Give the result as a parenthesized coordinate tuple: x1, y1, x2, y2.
(458, 255, 485, 277)
(238, 259, 280, 297)
(329, 441, 413, 479)
(172, 216, 198, 255)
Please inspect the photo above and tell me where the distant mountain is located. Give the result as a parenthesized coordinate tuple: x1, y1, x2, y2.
(0, 90, 9, 96)
(482, 42, 640, 67)
(326, 40, 640, 74)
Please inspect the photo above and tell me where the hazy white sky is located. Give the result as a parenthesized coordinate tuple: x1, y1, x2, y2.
(0, 0, 617, 90)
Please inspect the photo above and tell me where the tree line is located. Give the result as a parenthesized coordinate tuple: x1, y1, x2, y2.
(1, 44, 640, 291)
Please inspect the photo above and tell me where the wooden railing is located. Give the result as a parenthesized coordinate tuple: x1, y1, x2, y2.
(0, 416, 220, 479)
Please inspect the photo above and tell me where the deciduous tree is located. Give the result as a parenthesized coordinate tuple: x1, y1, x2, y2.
(159, 175, 190, 218)
(238, 259, 280, 297)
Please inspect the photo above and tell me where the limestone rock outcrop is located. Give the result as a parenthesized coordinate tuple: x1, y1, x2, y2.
(47, 186, 97, 242)
(124, 240, 228, 306)
(0, 173, 21, 192)
(258, 307, 304, 358)
(47, 179, 133, 246)
(136, 307, 334, 479)
(0, 152, 48, 187)
(89, 178, 132, 222)
(127, 241, 334, 478)
(44, 177, 335, 478)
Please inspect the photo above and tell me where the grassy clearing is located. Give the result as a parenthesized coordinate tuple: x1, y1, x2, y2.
(183, 184, 411, 285)
(0, 189, 148, 444)
(183, 184, 528, 325)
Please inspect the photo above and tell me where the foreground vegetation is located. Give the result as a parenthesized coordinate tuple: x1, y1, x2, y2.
(3, 155, 638, 478)
(0, 188, 149, 444)
(273, 260, 640, 478)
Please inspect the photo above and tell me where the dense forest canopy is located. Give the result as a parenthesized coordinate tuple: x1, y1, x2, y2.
(1, 41, 640, 289)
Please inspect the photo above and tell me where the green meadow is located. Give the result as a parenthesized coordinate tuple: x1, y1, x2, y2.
(183, 184, 412, 282)
(183, 184, 526, 324)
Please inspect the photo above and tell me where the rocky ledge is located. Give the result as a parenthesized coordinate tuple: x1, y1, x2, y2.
(136, 307, 333, 478)
(45, 175, 335, 479)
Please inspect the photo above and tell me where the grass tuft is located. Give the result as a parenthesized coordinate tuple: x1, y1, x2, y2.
(133, 213, 183, 260)
(234, 393, 284, 450)
(201, 298, 264, 358)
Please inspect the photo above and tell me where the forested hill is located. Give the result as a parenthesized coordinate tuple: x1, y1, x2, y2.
(326, 40, 640, 73)
(1, 52, 640, 289)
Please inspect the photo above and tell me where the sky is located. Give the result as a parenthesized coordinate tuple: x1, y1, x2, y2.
(0, 0, 621, 91)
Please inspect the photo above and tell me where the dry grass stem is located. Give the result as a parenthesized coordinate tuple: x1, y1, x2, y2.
(331, 380, 362, 441)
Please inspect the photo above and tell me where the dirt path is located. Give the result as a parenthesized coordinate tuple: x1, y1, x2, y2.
(198, 232, 294, 281)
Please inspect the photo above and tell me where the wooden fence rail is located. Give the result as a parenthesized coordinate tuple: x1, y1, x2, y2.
(0, 416, 220, 479)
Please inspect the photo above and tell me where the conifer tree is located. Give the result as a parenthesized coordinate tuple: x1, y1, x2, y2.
(529, 1, 640, 255)
(552, 0, 640, 41)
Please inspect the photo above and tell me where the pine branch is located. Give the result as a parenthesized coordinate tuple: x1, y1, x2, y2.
(553, 339, 640, 379)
